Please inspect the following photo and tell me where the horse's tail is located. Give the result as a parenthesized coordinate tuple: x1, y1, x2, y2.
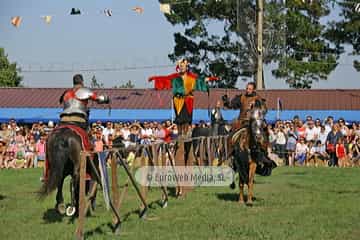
(38, 132, 68, 199)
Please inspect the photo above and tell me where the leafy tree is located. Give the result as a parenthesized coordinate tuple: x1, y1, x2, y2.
(160, 0, 285, 88)
(273, 0, 341, 88)
(0, 48, 22, 87)
(326, 0, 360, 71)
(160, 0, 341, 89)
(90, 75, 104, 88)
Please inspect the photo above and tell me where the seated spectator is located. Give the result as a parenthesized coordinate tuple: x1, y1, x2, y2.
(351, 137, 360, 166)
(5, 138, 17, 169)
(0, 138, 7, 168)
(308, 140, 329, 166)
(295, 138, 308, 165)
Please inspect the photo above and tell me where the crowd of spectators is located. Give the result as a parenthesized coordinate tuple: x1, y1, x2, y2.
(269, 115, 360, 167)
(1, 115, 360, 169)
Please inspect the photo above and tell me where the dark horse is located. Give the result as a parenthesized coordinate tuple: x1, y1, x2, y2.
(38, 127, 96, 215)
(229, 100, 276, 205)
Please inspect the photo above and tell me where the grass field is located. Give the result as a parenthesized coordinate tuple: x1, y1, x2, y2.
(1, 167, 360, 240)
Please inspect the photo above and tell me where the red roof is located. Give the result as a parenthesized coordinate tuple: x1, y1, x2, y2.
(1, 88, 360, 110)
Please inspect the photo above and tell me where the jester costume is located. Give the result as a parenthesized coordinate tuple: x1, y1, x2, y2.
(149, 67, 218, 133)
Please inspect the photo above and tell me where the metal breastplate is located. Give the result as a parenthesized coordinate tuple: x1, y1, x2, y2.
(61, 98, 88, 119)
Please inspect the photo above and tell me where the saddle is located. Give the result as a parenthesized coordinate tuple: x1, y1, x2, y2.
(55, 125, 92, 151)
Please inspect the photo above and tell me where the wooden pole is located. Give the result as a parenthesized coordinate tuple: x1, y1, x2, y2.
(256, 0, 264, 90)
(111, 153, 120, 225)
(75, 151, 87, 240)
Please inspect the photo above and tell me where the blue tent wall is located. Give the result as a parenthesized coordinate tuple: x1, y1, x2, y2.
(0, 108, 359, 124)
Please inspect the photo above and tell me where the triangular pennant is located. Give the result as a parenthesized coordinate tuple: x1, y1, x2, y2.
(104, 9, 112, 17)
(42, 15, 52, 24)
(70, 8, 81, 15)
(11, 16, 22, 28)
(160, 3, 171, 14)
(132, 6, 144, 14)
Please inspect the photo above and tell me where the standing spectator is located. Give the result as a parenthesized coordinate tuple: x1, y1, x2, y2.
(93, 129, 105, 152)
(295, 138, 309, 165)
(336, 137, 347, 167)
(324, 116, 334, 135)
(305, 121, 318, 142)
(24, 135, 36, 168)
(338, 118, 349, 137)
(326, 124, 343, 167)
(129, 123, 141, 145)
(296, 120, 306, 139)
(36, 134, 46, 179)
(275, 126, 287, 160)
(140, 121, 153, 144)
(102, 121, 114, 144)
(154, 123, 166, 143)
(267, 125, 276, 152)
(286, 124, 298, 166)
(318, 125, 328, 153)
(113, 123, 123, 139)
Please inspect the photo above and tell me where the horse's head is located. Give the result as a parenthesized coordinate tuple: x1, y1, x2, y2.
(249, 100, 267, 146)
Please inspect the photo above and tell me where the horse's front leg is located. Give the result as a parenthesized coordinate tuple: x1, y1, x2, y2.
(55, 177, 66, 215)
(247, 161, 257, 205)
(238, 179, 245, 204)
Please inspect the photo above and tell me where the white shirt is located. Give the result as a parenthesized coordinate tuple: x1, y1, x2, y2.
(102, 127, 114, 142)
(296, 143, 308, 156)
(121, 129, 130, 140)
(141, 128, 153, 137)
(305, 127, 318, 141)
(275, 131, 287, 145)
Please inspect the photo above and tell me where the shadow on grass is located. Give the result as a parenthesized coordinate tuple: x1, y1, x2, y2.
(0, 194, 6, 201)
(216, 193, 263, 204)
(42, 208, 65, 223)
(216, 193, 239, 202)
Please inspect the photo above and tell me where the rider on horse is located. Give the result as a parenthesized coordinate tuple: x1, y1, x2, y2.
(59, 74, 110, 130)
(222, 82, 266, 131)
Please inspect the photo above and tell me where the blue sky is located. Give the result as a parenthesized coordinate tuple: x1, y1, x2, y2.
(0, 0, 359, 89)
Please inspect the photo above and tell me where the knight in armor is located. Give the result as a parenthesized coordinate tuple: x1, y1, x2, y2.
(222, 82, 266, 130)
(211, 100, 225, 136)
(59, 74, 110, 130)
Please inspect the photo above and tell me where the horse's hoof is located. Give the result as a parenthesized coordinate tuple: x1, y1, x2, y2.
(56, 203, 66, 215)
(139, 208, 147, 220)
(162, 200, 168, 208)
(238, 200, 245, 204)
(114, 223, 121, 235)
(66, 206, 76, 216)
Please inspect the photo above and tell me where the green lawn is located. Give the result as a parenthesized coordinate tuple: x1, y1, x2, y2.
(1, 167, 360, 240)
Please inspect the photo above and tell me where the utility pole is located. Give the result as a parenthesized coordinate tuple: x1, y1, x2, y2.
(256, 0, 264, 90)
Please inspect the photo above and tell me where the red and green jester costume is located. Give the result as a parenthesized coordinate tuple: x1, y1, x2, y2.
(148, 68, 219, 134)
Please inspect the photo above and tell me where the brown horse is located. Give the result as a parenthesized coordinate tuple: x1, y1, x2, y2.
(38, 127, 99, 215)
(229, 100, 276, 205)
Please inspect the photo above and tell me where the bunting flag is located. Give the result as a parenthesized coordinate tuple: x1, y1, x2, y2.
(355, 3, 360, 13)
(11, 16, 22, 28)
(104, 9, 112, 17)
(42, 15, 52, 24)
(70, 8, 81, 15)
(132, 6, 144, 14)
(98, 152, 110, 210)
(160, 3, 171, 14)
